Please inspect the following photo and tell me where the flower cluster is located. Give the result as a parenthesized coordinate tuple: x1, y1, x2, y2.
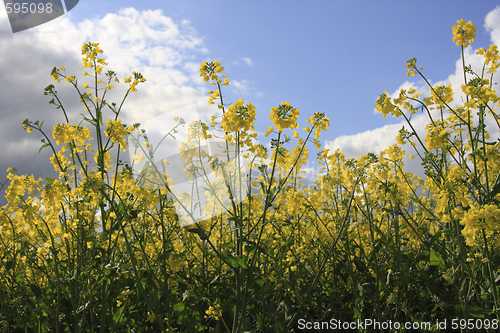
(305, 111, 330, 148)
(207, 89, 220, 105)
(105, 119, 134, 151)
(424, 122, 449, 150)
(406, 58, 418, 77)
(477, 44, 500, 74)
(375, 90, 401, 118)
(123, 71, 146, 93)
(452, 19, 476, 47)
(269, 101, 300, 132)
(220, 99, 257, 146)
(461, 79, 500, 109)
(52, 123, 92, 148)
(205, 302, 222, 321)
(81, 42, 108, 74)
(429, 84, 454, 107)
(461, 203, 500, 247)
(200, 60, 228, 107)
(200, 60, 226, 84)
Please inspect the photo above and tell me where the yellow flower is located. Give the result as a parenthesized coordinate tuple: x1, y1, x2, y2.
(205, 303, 222, 321)
(83, 83, 89, 89)
(221, 99, 256, 135)
(200, 60, 224, 83)
(406, 58, 417, 77)
(431, 84, 454, 106)
(81, 42, 108, 70)
(64, 75, 75, 84)
(375, 90, 400, 118)
(265, 125, 274, 137)
(132, 153, 145, 164)
(105, 119, 129, 151)
(51, 73, 60, 84)
(452, 19, 476, 47)
(269, 101, 299, 132)
(477, 44, 500, 74)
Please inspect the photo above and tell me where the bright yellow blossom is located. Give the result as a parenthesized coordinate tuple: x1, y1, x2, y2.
(452, 19, 476, 47)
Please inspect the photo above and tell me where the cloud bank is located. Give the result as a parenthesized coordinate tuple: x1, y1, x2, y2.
(0, 8, 219, 205)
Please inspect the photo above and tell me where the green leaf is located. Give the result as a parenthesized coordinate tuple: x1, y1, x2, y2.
(269, 186, 277, 198)
(173, 302, 185, 312)
(259, 182, 267, 195)
(38, 143, 51, 154)
(187, 227, 210, 240)
(112, 305, 125, 326)
(256, 314, 265, 330)
(130, 136, 139, 149)
(234, 256, 248, 269)
(39, 302, 53, 317)
(430, 248, 445, 268)
(225, 255, 248, 269)
(254, 278, 265, 287)
(225, 256, 238, 268)
(5, 258, 14, 271)
(202, 186, 216, 197)
(80, 114, 97, 126)
(115, 201, 126, 215)
(140, 162, 150, 177)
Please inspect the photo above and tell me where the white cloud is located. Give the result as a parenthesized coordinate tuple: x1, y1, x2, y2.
(485, 5, 500, 45)
(325, 123, 402, 159)
(241, 57, 253, 66)
(230, 57, 253, 67)
(230, 79, 251, 94)
(0, 7, 213, 205)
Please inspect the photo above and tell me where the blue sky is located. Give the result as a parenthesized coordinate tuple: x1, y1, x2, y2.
(1, 0, 500, 202)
